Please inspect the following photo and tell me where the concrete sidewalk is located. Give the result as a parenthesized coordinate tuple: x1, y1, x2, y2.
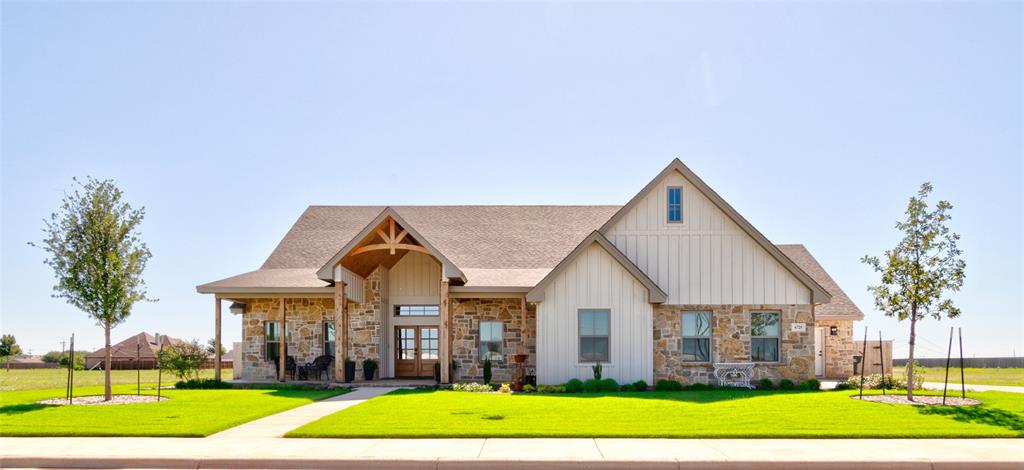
(922, 382, 1024, 393)
(2, 437, 1021, 469)
(210, 386, 399, 438)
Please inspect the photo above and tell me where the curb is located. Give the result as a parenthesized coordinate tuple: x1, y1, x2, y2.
(4, 457, 1021, 469)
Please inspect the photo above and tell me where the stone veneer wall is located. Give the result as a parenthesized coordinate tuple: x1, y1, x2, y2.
(653, 304, 815, 385)
(815, 319, 855, 378)
(347, 267, 383, 380)
(451, 299, 536, 383)
(239, 297, 335, 381)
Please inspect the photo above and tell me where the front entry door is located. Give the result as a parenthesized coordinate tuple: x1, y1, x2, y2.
(814, 327, 826, 376)
(395, 326, 439, 378)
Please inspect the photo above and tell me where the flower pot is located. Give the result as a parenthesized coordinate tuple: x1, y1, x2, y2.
(344, 362, 356, 383)
(433, 362, 441, 384)
(362, 364, 376, 381)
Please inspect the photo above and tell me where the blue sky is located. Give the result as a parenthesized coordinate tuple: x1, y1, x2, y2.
(2, 2, 1021, 359)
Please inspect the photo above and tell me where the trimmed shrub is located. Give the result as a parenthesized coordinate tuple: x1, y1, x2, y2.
(799, 379, 821, 391)
(564, 378, 584, 393)
(592, 363, 602, 380)
(778, 379, 795, 390)
(655, 379, 683, 391)
(687, 382, 712, 391)
(620, 383, 635, 392)
(483, 358, 492, 384)
(522, 384, 535, 393)
(175, 378, 231, 389)
(632, 380, 648, 391)
(833, 382, 854, 391)
(599, 378, 620, 392)
(583, 378, 601, 393)
(758, 378, 774, 390)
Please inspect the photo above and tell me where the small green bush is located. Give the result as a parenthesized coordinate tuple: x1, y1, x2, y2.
(758, 378, 774, 390)
(175, 378, 231, 389)
(583, 378, 601, 393)
(778, 379, 795, 390)
(483, 358, 492, 384)
(655, 379, 683, 391)
(687, 382, 712, 391)
(799, 379, 821, 391)
(599, 378, 619, 392)
(592, 363, 602, 380)
(833, 382, 854, 391)
(620, 383, 635, 392)
(632, 380, 648, 391)
(522, 384, 535, 393)
(564, 378, 584, 393)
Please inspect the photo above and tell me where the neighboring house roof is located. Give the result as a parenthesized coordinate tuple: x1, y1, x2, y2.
(777, 244, 865, 320)
(526, 231, 668, 303)
(599, 159, 831, 304)
(85, 332, 185, 360)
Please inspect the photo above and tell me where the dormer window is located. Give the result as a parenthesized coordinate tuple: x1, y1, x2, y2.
(667, 187, 682, 223)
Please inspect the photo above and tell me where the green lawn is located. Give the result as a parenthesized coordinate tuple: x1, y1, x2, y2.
(919, 367, 1024, 387)
(1, 383, 343, 437)
(0, 368, 233, 391)
(287, 389, 1024, 438)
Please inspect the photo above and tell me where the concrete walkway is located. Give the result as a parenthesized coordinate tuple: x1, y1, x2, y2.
(922, 382, 1024, 393)
(2, 437, 1021, 468)
(210, 386, 399, 438)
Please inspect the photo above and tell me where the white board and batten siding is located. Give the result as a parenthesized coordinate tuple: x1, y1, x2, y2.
(333, 266, 366, 303)
(536, 243, 654, 385)
(604, 170, 812, 306)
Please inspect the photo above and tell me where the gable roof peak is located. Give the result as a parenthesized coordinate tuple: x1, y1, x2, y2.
(599, 158, 832, 304)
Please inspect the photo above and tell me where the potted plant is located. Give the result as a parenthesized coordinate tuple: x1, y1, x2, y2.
(343, 357, 356, 383)
(361, 358, 378, 381)
(433, 362, 441, 384)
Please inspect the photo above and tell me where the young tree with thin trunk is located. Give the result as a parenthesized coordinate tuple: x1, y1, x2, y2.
(862, 182, 965, 401)
(31, 177, 154, 401)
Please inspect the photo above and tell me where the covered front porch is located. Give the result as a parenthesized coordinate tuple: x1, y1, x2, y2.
(202, 209, 464, 384)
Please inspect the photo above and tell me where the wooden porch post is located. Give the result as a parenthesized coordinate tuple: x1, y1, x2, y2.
(279, 298, 286, 382)
(334, 281, 347, 381)
(214, 297, 222, 381)
(440, 278, 450, 383)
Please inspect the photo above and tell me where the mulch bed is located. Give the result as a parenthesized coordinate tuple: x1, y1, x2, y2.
(851, 395, 980, 406)
(38, 395, 168, 406)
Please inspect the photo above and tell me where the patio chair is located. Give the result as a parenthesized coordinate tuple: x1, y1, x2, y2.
(271, 356, 298, 381)
(300, 355, 334, 381)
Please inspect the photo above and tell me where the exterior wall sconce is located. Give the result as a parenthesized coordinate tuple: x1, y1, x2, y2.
(229, 302, 246, 315)
(830, 325, 839, 336)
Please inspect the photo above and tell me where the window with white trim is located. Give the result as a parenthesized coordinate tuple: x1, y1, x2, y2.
(751, 311, 780, 362)
(578, 309, 610, 362)
(479, 321, 503, 361)
(667, 187, 682, 223)
(681, 311, 711, 362)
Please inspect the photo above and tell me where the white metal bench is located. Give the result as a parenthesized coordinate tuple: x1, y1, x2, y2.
(713, 363, 756, 389)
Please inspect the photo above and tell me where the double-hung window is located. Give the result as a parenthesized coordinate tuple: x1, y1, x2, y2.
(751, 311, 781, 362)
(264, 321, 287, 361)
(681, 311, 711, 362)
(323, 321, 335, 357)
(578, 309, 610, 362)
(479, 321, 503, 361)
(667, 187, 682, 223)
